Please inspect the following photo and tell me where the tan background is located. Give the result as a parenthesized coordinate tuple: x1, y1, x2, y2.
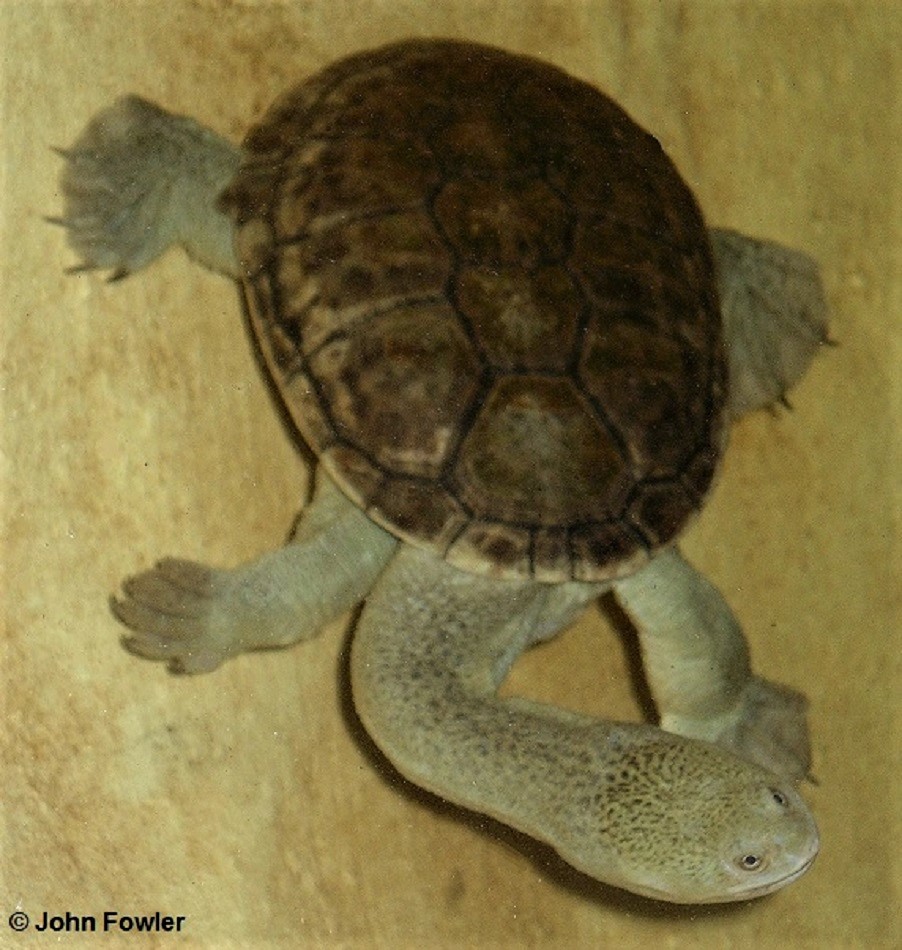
(2, 1, 899, 947)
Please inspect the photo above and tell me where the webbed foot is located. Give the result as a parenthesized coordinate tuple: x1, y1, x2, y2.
(713, 676, 813, 783)
(710, 228, 830, 418)
(52, 95, 240, 278)
(113, 558, 251, 674)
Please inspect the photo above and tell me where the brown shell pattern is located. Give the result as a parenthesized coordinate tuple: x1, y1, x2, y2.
(222, 40, 727, 582)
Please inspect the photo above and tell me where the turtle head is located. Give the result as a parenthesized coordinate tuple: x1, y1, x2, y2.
(552, 729, 819, 904)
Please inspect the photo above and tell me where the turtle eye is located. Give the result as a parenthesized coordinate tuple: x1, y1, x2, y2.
(770, 788, 788, 807)
(738, 853, 763, 871)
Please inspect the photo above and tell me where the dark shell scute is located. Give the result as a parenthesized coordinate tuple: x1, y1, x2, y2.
(433, 178, 571, 269)
(368, 476, 468, 551)
(447, 521, 533, 578)
(453, 376, 631, 526)
(274, 211, 452, 356)
(627, 481, 698, 547)
(579, 325, 693, 474)
(275, 137, 440, 240)
(569, 522, 649, 582)
(454, 265, 584, 373)
(308, 304, 483, 479)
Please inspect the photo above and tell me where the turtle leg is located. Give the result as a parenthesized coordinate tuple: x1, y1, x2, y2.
(52, 96, 242, 279)
(710, 228, 830, 417)
(613, 546, 812, 782)
(351, 545, 818, 903)
(113, 475, 397, 673)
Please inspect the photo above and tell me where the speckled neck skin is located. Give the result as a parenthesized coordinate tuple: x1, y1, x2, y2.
(352, 544, 818, 903)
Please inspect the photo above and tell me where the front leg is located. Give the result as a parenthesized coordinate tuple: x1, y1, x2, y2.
(115, 475, 396, 673)
(613, 547, 812, 782)
(710, 228, 830, 418)
(53, 95, 242, 279)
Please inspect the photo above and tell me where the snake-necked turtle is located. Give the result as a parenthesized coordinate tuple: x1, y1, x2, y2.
(57, 39, 828, 903)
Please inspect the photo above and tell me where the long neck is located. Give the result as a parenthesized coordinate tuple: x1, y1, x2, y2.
(349, 545, 620, 853)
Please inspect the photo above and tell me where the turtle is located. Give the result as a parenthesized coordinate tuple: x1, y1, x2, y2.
(55, 39, 829, 904)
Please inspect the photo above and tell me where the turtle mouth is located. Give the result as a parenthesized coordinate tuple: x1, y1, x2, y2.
(722, 832, 820, 903)
(727, 849, 818, 902)
(780, 849, 819, 887)
(618, 840, 819, 905)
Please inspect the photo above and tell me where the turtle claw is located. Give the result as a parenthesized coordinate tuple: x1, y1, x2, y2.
(113, 558, 238, 675)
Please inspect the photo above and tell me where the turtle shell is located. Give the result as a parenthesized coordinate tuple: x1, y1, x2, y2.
(222, 39, 727, 583)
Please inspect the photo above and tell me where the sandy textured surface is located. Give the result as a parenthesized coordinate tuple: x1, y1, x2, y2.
(2, 1, 898, 947)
